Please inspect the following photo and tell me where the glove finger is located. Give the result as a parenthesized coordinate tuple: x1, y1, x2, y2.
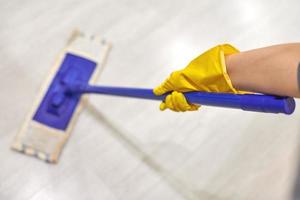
(173, 91, 201, 111)
(159, 102, 167, 111)
(171, 91, 191, 112)
(159, 92, 200, 112)
(164, 94, 179, 112)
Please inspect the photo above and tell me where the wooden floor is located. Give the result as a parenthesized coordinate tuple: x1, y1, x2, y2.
(1, 0, 300, 199)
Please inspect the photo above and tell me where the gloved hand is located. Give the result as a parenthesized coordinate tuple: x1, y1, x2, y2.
(153, 44, 243, 112)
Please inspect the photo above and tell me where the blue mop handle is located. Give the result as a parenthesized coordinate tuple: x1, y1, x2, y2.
(72, 85, 295, 114)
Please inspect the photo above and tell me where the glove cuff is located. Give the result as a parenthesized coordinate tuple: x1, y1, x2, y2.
(218, 44, 241, 94)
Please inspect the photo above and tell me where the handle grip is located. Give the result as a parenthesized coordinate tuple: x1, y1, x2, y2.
(69, 84, 295, 114)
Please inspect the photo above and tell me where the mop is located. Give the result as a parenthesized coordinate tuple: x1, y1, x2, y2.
(11, 30, 111, 162)
(12, 31, 296, 163)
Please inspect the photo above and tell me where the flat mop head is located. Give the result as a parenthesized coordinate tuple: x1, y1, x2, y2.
(12, 30, 111, 163)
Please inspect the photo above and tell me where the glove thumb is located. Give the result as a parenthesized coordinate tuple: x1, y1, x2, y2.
(153, 79, 174, 96)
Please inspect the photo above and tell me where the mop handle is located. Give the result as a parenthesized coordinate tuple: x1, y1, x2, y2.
(69, 84, 295, 114)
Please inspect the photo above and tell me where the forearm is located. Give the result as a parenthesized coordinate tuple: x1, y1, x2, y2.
(226, 43, 300, 97)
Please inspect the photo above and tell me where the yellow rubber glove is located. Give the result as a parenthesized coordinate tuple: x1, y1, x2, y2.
(154, 44, 242, 112)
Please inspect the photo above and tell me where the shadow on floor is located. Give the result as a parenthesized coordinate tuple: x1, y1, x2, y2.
(85, 101, 228, 200)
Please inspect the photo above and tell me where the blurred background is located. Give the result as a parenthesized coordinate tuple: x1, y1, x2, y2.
(1, 0, 300, 199)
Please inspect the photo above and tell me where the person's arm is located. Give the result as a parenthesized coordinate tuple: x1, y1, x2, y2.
(154, 43, 300, 112)
(226, 43, 300, 97)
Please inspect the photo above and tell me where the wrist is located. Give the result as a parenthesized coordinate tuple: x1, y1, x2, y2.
(225, 54, 241, 91)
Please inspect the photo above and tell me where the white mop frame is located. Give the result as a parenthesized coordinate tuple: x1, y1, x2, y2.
(11, 30, 111, 163)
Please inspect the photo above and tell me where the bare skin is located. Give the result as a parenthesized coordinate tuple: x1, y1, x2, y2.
(226, 43, 300, 97)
